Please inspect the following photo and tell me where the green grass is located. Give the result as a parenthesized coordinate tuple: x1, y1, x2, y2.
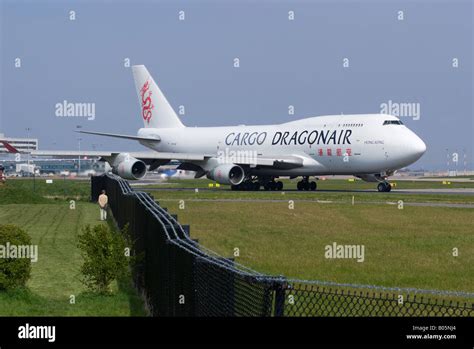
(0, 178, 91, 203)
(1, 176, 472, 315)
(160, 200, 474, 293)
(147, 188, 474, 205)
(138, 178, 474, 205)
(142, 177, 474, 190)
(0, 202, 145, 316)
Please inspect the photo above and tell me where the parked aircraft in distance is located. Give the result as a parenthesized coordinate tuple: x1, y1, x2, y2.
(1, 65, 426, 192)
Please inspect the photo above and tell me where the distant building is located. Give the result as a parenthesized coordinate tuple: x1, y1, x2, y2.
(0, 133, 38, 153)
(0, 158, 107, 176)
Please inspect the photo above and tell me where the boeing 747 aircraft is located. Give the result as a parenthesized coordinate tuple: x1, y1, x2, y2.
(1, 65, 426, 192)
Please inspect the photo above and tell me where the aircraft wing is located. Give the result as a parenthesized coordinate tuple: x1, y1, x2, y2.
(235, 154, 305, 169)
(0, 140, 209, 162)
(30, 150, 208, 162)
(3, 139, 304, 169)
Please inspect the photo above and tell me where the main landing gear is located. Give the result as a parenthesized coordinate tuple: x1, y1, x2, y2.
(263, 179, 283, 191)
(377, 181, 392, 192)
(231, 176, 284, 191)
(231, 176, 318, 192)
(296, 176, 317, 191)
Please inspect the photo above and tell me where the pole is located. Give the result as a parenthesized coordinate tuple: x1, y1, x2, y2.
(25, 127, 30, 167)
(78, 137, 82, 175)
(76, 125, 82, 176)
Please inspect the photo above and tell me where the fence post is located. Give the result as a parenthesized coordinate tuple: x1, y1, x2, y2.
(182, 225, 190, 237)
(273, 278, 288, 317)
(90, 174, 105, 202)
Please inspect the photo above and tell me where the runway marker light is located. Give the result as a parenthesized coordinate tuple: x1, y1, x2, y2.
(215, 183, 221, 188)
(348, 178, 355, 182)
(208, 183, 214, 188)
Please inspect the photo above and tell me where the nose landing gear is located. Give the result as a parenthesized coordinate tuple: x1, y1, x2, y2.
(377, 181, 392, 192)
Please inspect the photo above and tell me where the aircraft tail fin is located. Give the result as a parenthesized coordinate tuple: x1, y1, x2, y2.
(0, 140, 20, 153)
(132, 65, 185, 129)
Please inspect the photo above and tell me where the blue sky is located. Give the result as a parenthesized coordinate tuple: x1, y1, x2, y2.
(1, 0, 472, 170)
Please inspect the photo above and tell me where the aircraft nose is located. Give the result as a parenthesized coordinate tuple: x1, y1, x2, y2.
(411, 134, 426, 158)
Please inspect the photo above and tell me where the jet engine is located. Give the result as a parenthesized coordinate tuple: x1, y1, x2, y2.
(111, 153, 147, 180)
(207, 164, 245, 185)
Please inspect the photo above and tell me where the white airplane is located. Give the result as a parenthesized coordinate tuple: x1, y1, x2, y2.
(1, 65, 426, 192)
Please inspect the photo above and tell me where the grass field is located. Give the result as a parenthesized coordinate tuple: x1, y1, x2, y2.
(138, 178, 474, 205)
(158, 199, 474, 293)
(0, 178, 91, 204)
(1, 176, 473, 311)
(140, 177, 474, 190)
(0, 195, 145, 315)
(147, 188, 474, 205)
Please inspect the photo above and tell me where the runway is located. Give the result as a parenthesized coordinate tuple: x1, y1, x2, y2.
(135, 185, 474, 196)
(152, 197, 474, 209)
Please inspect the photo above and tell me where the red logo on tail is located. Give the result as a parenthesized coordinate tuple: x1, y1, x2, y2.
(140, 80, 154, 124)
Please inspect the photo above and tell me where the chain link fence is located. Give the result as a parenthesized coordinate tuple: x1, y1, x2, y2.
(91, 174, 474, 317)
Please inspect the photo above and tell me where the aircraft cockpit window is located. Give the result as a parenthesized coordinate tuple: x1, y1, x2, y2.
(383, 120, 403, 125)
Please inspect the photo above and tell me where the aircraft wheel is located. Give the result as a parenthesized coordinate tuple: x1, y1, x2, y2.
(264, 183, 270, 191)
(270, 181, 277, 191)
(297, 181, 303, 191)
(310, 181, 317, 191)
(276, 181, 283, 191)
(304, 181, 310, 191)
(377, 182, 391, 192)
(377, 183, 385, 192)
(253, 182, 260, 191)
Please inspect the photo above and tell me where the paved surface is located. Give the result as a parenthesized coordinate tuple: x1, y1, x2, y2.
(137, 186, 474, 196)
(153, 197, 474, 209)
